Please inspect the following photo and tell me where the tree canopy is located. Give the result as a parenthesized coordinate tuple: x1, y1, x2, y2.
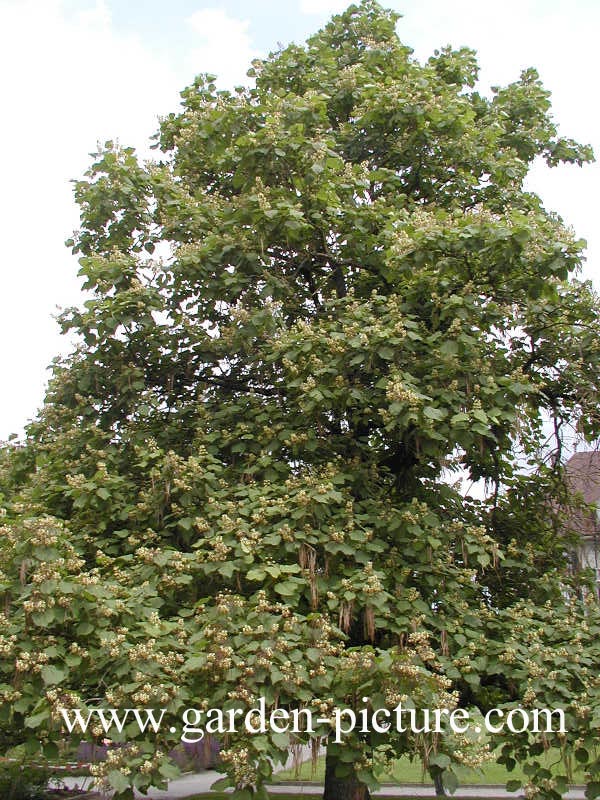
(2, 2, 600, 799)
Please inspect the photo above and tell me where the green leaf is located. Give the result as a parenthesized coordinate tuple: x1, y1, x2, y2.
(31, 609, 56, 627)
(378, 345, 395, 360)
(211, 777, 231, 791)
(158, 762, 180, 779)
(274, 581, 298, 596)
(108, 770, 132, 793)
(77, 622, 94, 636)
(423, 406, 447, 421)
(219, 561, 235, 578)
(265, 565, 282, 578)
(271, 731, 290, 749)
(232, 789, 253, 800)
(430, 753, 451, 769)
(40, 665, 66, 685)
(25, 710, 50, 729)
(586, 782, 600, 800)
(247, 568, 267, 581)
(443, 770, 459, 795)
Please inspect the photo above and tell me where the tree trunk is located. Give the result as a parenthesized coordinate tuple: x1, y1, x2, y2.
(323, 751, 370, 800)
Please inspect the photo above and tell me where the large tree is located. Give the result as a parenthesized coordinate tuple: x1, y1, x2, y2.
(2, 2, 600, 799)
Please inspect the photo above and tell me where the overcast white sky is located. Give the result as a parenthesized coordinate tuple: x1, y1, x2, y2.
(1, 0, 598, 440)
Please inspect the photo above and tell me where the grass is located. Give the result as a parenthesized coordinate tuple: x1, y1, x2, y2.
(274, 751, 588, 786)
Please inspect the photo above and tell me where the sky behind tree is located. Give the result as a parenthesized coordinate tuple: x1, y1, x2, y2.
(1, 0, 598, 439)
